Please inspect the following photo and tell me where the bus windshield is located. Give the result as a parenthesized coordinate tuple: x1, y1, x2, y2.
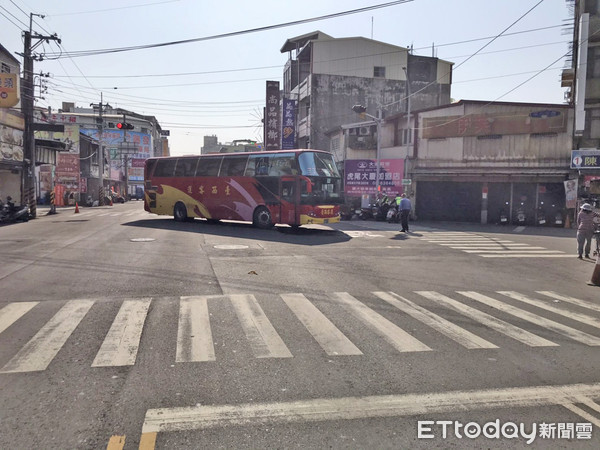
(298, 152, 340, 178)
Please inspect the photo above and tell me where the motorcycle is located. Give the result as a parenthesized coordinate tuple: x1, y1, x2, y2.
(0, 197, 30, 223)
(387, 204, 399, 223)
(359, 206, 374, 220)
(515, 205, 526, 225)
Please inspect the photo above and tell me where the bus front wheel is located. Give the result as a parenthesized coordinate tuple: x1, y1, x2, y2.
(253, 206, 273, 229)
(174, 202, 188, 222)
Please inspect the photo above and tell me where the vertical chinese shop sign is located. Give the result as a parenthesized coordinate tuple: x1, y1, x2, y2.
(281, 98, 297, 150)
(265, 81, 280, 150)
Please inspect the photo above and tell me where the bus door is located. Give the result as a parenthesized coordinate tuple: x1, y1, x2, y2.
(280, 176, 298, 224)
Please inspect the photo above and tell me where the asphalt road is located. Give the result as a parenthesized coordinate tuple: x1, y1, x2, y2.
(1, 201, 599, 449)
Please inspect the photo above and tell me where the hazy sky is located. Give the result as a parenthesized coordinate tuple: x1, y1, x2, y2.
(1, 0, 572, 156)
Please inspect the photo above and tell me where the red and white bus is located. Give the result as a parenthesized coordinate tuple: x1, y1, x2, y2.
(144, 149, 342, 228)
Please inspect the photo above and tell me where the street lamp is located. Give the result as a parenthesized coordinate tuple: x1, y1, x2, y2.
(352, 105, 382, 194)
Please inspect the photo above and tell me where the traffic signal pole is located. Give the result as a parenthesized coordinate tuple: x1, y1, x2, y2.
(20, 14, 60, 218)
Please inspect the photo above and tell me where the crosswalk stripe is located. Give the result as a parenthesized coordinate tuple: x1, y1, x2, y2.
(562, 403, 600, 428)
(497, 291, 600, 329)
(373, 292, 497, 349)
(458, 291, 600, 346)
(415, 291, 557, 347)
(0, 300, 95, 373)
(480, 254, 574, 258)
(176, 296, 216, 363)
(92, 299, 151, 367)
(281, 293, 362, 356)
(536, 291, 600, 313)
(438, 243, 531, 247)
(229, 294, 292, 358)
(0, 302, 38, 335)
(462, 250, 562, 254)
(332, 292, 431, 353)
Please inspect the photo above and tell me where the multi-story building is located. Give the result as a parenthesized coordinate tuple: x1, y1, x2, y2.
(563, 0, 600, 207)
(280, 31, 453, 151)
(34, 103, 169, 202)
(409, 100, 573, 224)
(0, 43, 24, 202)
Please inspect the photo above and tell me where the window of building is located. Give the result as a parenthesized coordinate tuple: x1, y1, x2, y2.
(476, 134, 503, 140)
(1, 62, 10, 73)
(530, 132, 558, 138)
(402, 128, 412, 145)
(374, 66, 386, 78)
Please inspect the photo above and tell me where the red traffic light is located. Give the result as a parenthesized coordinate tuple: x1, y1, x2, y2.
(117, 122, 134, 130)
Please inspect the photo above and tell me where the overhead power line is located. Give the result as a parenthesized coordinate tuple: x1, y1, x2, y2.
(40, 0, 413, 58)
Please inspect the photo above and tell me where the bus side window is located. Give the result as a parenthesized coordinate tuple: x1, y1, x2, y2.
(154, 159, 177, 177)
(196, 157, 222, 176)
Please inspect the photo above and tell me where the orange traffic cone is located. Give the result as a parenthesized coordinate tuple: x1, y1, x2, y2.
(587, 255, 600, 287)
(74, 202, 79, 213)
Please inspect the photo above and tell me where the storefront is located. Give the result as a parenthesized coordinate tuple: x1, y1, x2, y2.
(0, 109, 24, 203)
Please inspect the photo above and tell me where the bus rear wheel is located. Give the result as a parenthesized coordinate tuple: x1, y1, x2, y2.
(174, 202, 188, 222)
(253, 206, 273, 229)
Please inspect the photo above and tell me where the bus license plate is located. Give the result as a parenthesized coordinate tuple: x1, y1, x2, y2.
(323, 219, 329, 223)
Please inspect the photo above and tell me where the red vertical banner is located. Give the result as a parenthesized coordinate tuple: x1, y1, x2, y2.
(265, 81, 281, 150)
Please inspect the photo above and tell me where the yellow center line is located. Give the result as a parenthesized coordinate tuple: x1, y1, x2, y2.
(106, 435, 125, 450)
(139, 432, 157, 450)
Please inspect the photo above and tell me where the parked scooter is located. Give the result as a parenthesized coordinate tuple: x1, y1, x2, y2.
(387, 204, 399, 223)
(0, 196, 30, 223)
(514, 205, 527, 225)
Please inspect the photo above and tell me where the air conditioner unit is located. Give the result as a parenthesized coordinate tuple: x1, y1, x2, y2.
(349, 128, 357, 136)
(359, 127, 370, 136)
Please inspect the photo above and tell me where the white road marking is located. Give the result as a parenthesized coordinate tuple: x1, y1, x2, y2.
(562, 403, 600, 428)
(281, 293, 362, 356)
(0, 302, 38, 335)
(373, 292, 497, 349)
(536, 291, 600, 313)
(332, 292, 431, 353)
(0, 300, 95, 373)
(462, 250, 563, 254)
(497, 291, 600, 329)
(176, 296, 216, 362)
(438, 243, 530, 246)
(480, 254, 574, 258)
(459, 291, 600, 346)
(92, 299, 151, 367)
(141, 382, 600, 433)
(415, 291, 557, 347)
(230, 294, 292, 358)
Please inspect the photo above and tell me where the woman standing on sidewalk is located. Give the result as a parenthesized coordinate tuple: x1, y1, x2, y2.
(577, 203, 599, 259)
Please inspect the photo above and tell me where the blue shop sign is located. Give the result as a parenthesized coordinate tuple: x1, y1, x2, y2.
(571, 149, 600, 169)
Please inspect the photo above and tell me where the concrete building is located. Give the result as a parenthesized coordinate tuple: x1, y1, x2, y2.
(0, 43, 23, 203)
(280, 31, 453, 151)
(409, 100, 573, 224)
(564, 0, 600, 208)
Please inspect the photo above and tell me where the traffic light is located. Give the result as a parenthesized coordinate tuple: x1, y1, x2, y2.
(117, 122, 134, 130)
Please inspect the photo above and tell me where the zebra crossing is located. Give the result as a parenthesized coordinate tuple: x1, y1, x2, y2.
(0, 289, 598, 374)
(71, 209, 145, 218)
(420, 231, 572, 258)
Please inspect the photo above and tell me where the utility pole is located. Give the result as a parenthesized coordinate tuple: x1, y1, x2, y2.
(20, 13, 60, 218)
(90, 94, 110, 206)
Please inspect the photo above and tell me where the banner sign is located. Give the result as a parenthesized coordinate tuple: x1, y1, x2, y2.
(423, 110, 567, 139)
(281, 98, 296, 150)
(265, 81, 280, 150)
(571, 149, 600, 169)
(344, 159, 405, 195)
(0, 73, 19, 108)
(564, 179, 578, 209)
